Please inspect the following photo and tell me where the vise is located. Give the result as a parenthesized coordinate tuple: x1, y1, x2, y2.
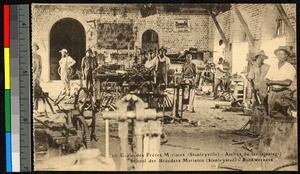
(103, 94, 163, 171)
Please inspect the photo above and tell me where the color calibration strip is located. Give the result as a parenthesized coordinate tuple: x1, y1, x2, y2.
(10, 5, 21, 172)
(4, 4, 12, 172)
(18, 4, 32, 172)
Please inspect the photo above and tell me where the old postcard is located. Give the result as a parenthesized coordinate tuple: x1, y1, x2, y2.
(31, 3, 297, 171)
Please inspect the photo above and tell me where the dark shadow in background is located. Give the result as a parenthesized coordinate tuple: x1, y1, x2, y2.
(50, 17, 86, 80)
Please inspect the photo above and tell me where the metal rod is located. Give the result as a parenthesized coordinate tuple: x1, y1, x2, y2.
(105, 119, 109, 159)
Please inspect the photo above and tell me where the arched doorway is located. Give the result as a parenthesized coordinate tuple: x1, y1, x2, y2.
(142, 29, 159, 52)
(50, 18, 85, 80)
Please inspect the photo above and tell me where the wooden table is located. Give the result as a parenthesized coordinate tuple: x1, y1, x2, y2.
(94, 73, 122, 99)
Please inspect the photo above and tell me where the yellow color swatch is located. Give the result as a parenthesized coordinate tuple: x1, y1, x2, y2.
(4, 48, 10, 89)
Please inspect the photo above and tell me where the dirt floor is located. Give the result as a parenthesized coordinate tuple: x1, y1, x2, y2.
(33, 80, 298, 171)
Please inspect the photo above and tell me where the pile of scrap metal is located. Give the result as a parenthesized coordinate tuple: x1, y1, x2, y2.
(95, 63, 123, 74)
(34, 111, 87, 155)
(122, 64, 168, 111)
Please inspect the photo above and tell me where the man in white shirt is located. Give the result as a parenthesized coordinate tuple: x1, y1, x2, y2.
(144, 50, 157, 70)
(265, 46, 296, 115)
(59, 49, 76, 96)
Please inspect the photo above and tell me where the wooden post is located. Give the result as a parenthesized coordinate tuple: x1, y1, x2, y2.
(275, 4, 295, 41)
(207, 8, 229, 48)
(231, 4, 255, 46)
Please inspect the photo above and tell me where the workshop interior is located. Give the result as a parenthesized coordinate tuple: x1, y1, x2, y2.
(1, 2, 298, 172)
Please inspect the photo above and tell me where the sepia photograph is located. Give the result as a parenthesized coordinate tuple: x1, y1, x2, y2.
(31, 3, 297, 171)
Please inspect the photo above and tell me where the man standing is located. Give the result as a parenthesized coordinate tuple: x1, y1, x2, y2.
(33, 42, 42, 86)
(33, 42, 42, 113)
(247, 50, 270, 106)
(144, 50, 157, 83)
(155, 47, 171, 85)
(214, 57, 227, 99)
(144, 50, 157, 70)
(182, 53, 197, 112)
(81, 49, 98, 90)
(59, 49, 76, 96)
(265, 46, 296, 115)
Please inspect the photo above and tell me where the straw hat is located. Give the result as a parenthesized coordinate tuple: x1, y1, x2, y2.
(274, 46, 291, 57)
(254, 50, 268, 59)
(59, 48, 68, 54)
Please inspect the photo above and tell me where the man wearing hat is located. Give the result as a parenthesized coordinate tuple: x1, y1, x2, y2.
(81, 48, 98, 90)
(33, 42, 42, 113)
(59, 49, 76, 96)
(182, 53, 197, 112)
(265, 46, 296, 115)
(155, 46, 171, 85)
(247, 50, 270, 106)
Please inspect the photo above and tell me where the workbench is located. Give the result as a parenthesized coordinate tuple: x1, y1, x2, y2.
(94, 73, 123, 100)
(230, 77, 247, 101)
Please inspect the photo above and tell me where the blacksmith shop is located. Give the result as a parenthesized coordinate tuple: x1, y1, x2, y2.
(32, 3, 297, 171)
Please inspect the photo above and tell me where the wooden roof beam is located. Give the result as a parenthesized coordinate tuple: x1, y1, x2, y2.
(231, 4, 255, 46)
(207, 8, 229, 48)
(275, 4, 295, 42)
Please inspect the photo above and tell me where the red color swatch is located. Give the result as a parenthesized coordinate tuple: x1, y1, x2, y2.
(4, 5, 10, 47)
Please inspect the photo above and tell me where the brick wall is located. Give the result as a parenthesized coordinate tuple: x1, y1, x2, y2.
(213, 4, 296, 68)
(32, 3, 296, 82)
(213, 3, 296, 89)
(282, 4, 296, 48)
(32, 4, 212, 81)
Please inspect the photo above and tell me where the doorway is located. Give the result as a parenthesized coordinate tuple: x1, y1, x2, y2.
(141, 29, 159, 52)
(50, 18, 86, 80)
